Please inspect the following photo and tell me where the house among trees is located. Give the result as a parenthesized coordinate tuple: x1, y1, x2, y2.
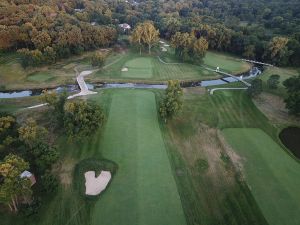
(119, 23, 131, 32)
(20, 171, 36, 186)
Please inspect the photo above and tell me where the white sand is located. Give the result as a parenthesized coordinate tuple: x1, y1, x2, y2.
(121, 67, 128, 72)
(85, 171, 111, 196)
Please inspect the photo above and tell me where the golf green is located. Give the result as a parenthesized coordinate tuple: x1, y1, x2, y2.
(223, 128, 300, 225)
(121, 57, 153, 78)
(203, 51, 250, 74)
(91, 90, 186, 225)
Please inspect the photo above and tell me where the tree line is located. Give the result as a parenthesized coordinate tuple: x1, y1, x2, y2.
(0, 0, 117, 67)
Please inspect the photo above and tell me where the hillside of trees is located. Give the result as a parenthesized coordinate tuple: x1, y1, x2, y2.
(0, 0, 117, 66)
(110, 0, 300, 66)
(0, 0, 300, 67)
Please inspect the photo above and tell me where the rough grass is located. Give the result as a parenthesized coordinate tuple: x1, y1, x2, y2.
(161, 90, 268, 225)
(27, 72, 54, 82)
(260, 66, 300, 97)
(223, 128, 300, 225)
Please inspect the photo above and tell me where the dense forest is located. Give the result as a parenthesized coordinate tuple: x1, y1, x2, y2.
(0, 0, 299, 65)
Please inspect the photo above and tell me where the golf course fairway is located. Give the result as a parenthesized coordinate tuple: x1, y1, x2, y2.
(91, 89, 186, 225)
(223, 128, 300, 225)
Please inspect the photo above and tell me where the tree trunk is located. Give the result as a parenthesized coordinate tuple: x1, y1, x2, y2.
(7, 203, 13, 212)
(11, 197, 18, 212)
(148, 44, 151, 54)
(139, 45, 142, 55)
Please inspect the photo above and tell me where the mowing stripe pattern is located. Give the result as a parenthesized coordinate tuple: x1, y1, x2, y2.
(91, 90, 186, 225)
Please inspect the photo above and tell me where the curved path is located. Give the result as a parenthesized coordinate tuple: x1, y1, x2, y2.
(209, 87, 248, 95)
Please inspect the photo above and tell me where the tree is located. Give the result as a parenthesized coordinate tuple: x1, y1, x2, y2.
(130, 21, 160, 54)
(91, 52, 106, 67)
(267, 74, 280, 89)
(171, 32, 192, 61)
(265, 37, 291, 65)
(283, 75, 300, 116)
(247, 79, 263, 97)
(192, 37, 209, 62)
(40, 91, 67, 127)
(130, 23, 144, 55)
(159, 80, 183, 122)
(0, 154, 32, 212)
(243, 45, 256, 59)
(18, 118, 47, 149)
(31, 31, 51, 50)
(171, 32, 208, 62)
(43, 46, 56, 63)
(17, 49, 44, 67)
(0, 115, 18, 151)
(63, 101, 105, 141)
(30, 142, 59, 173)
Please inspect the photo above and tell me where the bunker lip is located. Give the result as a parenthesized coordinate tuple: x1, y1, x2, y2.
(279, 127, 300, 159)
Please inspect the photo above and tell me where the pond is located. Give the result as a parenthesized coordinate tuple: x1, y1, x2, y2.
(279, 127, 300, 159)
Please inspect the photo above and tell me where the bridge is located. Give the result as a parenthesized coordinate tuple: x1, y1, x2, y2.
(241, 59, 274, 67)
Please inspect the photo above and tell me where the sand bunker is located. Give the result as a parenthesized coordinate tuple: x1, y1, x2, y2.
(121, 67, 128, 72)
(85, 171, 111, 196)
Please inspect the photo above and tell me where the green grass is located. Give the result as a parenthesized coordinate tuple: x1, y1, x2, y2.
(90, 89, 186, 225)
(223, 128, 300, 225)
(260, 66, 300, 96)
(160, 88, 268, 225)
(121, 57, 153, 78)
(210, 90, 277, 139)
(27, 72, 54, 82)
(203, 51, 250, 74)
(95, 51, 220, 82)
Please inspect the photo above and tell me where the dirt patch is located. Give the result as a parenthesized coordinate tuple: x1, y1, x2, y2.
(53, 157, 76, 188)
(279, 127, 300, 159)
(169, 123, 237, 189)
(253, 92, 300, 126)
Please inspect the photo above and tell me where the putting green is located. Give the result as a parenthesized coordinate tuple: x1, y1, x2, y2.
(203, 51, 250, 74)
(223, 128, 300, 225)
(121, 57, 153, 78)
(91, 90, 186, 225)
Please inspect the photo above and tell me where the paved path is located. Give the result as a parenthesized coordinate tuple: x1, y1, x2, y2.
(27, 68, 97, 109)
(209, 87, 248, 95)
(203, 66, 251, 87)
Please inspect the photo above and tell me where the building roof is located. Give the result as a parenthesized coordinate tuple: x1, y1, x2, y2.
(20, 170, 32, 178)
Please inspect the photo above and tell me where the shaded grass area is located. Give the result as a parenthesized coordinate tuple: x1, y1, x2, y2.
(0, 51, 94, 90)
(223, 128, 300, 225)
(260, 66, 300, 97)
(210, 90, 278, 140)
(160, 89, 268, 225)
(27, 72, 54, 82)
(90, 89, 186, 225)
(0, 96, 42, 114)
(160, 49, 250, 75)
